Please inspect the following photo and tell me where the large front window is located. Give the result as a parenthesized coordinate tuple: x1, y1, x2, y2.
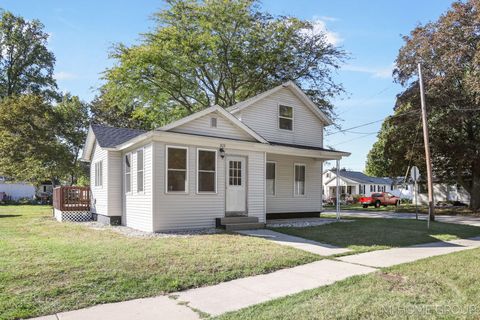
(266, 162, 276, 196)
(197, 149, 216, 193)
(278, 105, 293, 130)
(294, 164, 305, 196)
(167, 146, 188, 192)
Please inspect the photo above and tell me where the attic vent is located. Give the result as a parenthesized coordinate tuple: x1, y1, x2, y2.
(210, 117, 217, 128)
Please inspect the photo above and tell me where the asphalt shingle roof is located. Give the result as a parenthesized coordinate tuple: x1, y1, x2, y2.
(91, 124, 147, 148)
(331, 170, 393, 185)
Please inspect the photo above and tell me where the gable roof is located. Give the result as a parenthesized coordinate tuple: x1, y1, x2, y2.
(226, 81, 333, 126)
(91, 124, 147, 148)
(81, 124, 147, 161)
(157, 105, 268, 143)
(325, 170, 393, 185)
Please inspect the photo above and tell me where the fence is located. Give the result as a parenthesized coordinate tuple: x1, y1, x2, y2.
(53, 186, 90, 212)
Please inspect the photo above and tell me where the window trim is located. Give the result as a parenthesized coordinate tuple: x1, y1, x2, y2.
(165, 145, 189, 194)
(136, 148, 145, 194)
(293, 163, 306, 197)
(94, 160, 103, 188)
(278, 104, 294, 132)
(196, 148, 217, 194)
(124, 153, 132, 194)
(266, 161, 277, 197)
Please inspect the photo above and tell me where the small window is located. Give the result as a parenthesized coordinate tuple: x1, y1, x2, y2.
(294, 164, 305, 196)
(137, 149, 144, 192)
(94, 161, 103, 187)
(210, 117, 217, 128)
(279, 105, 293, 131)
(266, 162, 276, 196)
(167, 146, 188, 192)
(125, 154, 132, 193)
(229, 161, 242, 186)
(197, 149, 216, 193)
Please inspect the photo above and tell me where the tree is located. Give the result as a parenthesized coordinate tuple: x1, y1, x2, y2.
(92, 0, 346, 129)
(0, 95, 70, 185)
(366, 0, 480, 210)
(55, 94, 90, 185)
(0, 10, 57, 100)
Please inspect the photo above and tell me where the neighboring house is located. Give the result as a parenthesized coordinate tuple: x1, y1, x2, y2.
(418, 183, 470, 205)
(36, 181, 54, 197)
(81, 81, 349, 232)
(322, 169, 414, 200)
(0, 177, 36, 201)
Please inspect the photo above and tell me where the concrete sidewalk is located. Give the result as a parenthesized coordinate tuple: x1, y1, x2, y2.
(237, 229, 351, 256)
(338, 236, 480, 268)
(174, 259, 375, 316)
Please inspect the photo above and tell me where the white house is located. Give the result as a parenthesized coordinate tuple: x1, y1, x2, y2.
(0, 177, 36, 201)
(322, 169, 414, 200)
(81, 81, 349, 232)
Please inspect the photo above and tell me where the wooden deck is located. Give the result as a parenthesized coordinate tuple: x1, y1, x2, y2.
(53, 186, 90, 212)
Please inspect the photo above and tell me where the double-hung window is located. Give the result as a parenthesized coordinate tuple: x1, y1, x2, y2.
(294, 164, 306, 196)
(94, 161, 103, 187)
(137, 149, 144, 192)
(278, 105, 293, 131)
(125, 153, 132, 193)
(166, 146, 188, 192)
(197, 149, 216, 193)
(266, 162, 276, 196)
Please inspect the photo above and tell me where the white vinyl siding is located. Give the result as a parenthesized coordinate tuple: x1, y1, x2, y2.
(90, 142, 122, 217)
(123, 143, 153, 232)
(171, 111, 255, 141)
(94, 161, 103, 187)
(266, 154, 322, 213)
(152, 142, 265, 231)
(238, 87, 324, 148)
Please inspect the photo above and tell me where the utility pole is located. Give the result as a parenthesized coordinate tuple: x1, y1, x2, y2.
(418, 63, 435, 225)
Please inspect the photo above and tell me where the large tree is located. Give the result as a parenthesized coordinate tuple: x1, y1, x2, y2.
(92, 0, 346, 129)
(0, 10, 57, 100)
(366, 0, 480, 210)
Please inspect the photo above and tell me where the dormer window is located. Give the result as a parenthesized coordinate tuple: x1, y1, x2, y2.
(278, 105, 293, 131)
(210, 117, 217, 128)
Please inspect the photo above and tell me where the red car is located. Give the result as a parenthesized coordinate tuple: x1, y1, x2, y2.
(359, 192, 401, 208)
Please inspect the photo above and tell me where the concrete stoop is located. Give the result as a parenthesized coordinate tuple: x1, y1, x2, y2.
(216, 216, 265, 231)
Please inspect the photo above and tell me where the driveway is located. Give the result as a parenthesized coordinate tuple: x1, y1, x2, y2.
(322, 209, 480, 227)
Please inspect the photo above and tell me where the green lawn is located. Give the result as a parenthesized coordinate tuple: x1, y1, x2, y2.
(272, 217, 480, 254)
(216, 247, 480, 320)
(0, 206, 318, 320)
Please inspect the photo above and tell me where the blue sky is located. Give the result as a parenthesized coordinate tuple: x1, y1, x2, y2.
(3, 0, 454, 172)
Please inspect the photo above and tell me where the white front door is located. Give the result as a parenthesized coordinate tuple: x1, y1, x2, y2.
(226, 156, 246, 214)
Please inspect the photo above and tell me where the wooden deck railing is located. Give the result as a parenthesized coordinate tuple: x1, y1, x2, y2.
(53, 186, 90, 211)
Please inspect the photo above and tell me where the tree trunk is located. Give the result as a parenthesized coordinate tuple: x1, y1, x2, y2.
(470, 173, 480, 212)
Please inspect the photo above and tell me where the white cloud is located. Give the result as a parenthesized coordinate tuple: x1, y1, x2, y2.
(342, 64, 394, 79)
(54, 71, 78, 81)
(302, 17, 342, 46)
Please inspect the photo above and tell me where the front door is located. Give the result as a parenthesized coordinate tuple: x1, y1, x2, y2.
(226, 156, 246, 214)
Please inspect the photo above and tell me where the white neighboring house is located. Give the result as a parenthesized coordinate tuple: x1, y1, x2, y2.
(81, 81, 349, 231)
(322, 169, 414, 200)
(0, 177, 36, 201)
(418, 183, 470, 205)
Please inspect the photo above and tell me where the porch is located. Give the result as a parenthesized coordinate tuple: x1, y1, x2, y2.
(53, 186, 92, 222)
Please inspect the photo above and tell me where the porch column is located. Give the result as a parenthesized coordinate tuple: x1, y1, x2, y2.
(336, 159, 340, 221)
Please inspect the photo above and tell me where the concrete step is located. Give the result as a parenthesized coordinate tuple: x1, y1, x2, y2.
(225, 222, 265, 231)
(220, 216, 259, 225)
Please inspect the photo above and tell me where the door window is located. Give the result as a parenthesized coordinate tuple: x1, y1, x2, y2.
(229, 161, 242, 186)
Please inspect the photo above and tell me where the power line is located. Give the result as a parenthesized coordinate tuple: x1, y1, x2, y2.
(325, 109, 420, 136)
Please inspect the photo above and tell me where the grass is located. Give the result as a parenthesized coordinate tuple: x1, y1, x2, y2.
(0, 206, 319, 320)
(323, 204, 479, 215)
(216, 247, 480, 320)
(272, 217, 480, 254)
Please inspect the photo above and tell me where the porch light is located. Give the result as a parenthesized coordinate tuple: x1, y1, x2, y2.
(219, 145, 225, 159)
